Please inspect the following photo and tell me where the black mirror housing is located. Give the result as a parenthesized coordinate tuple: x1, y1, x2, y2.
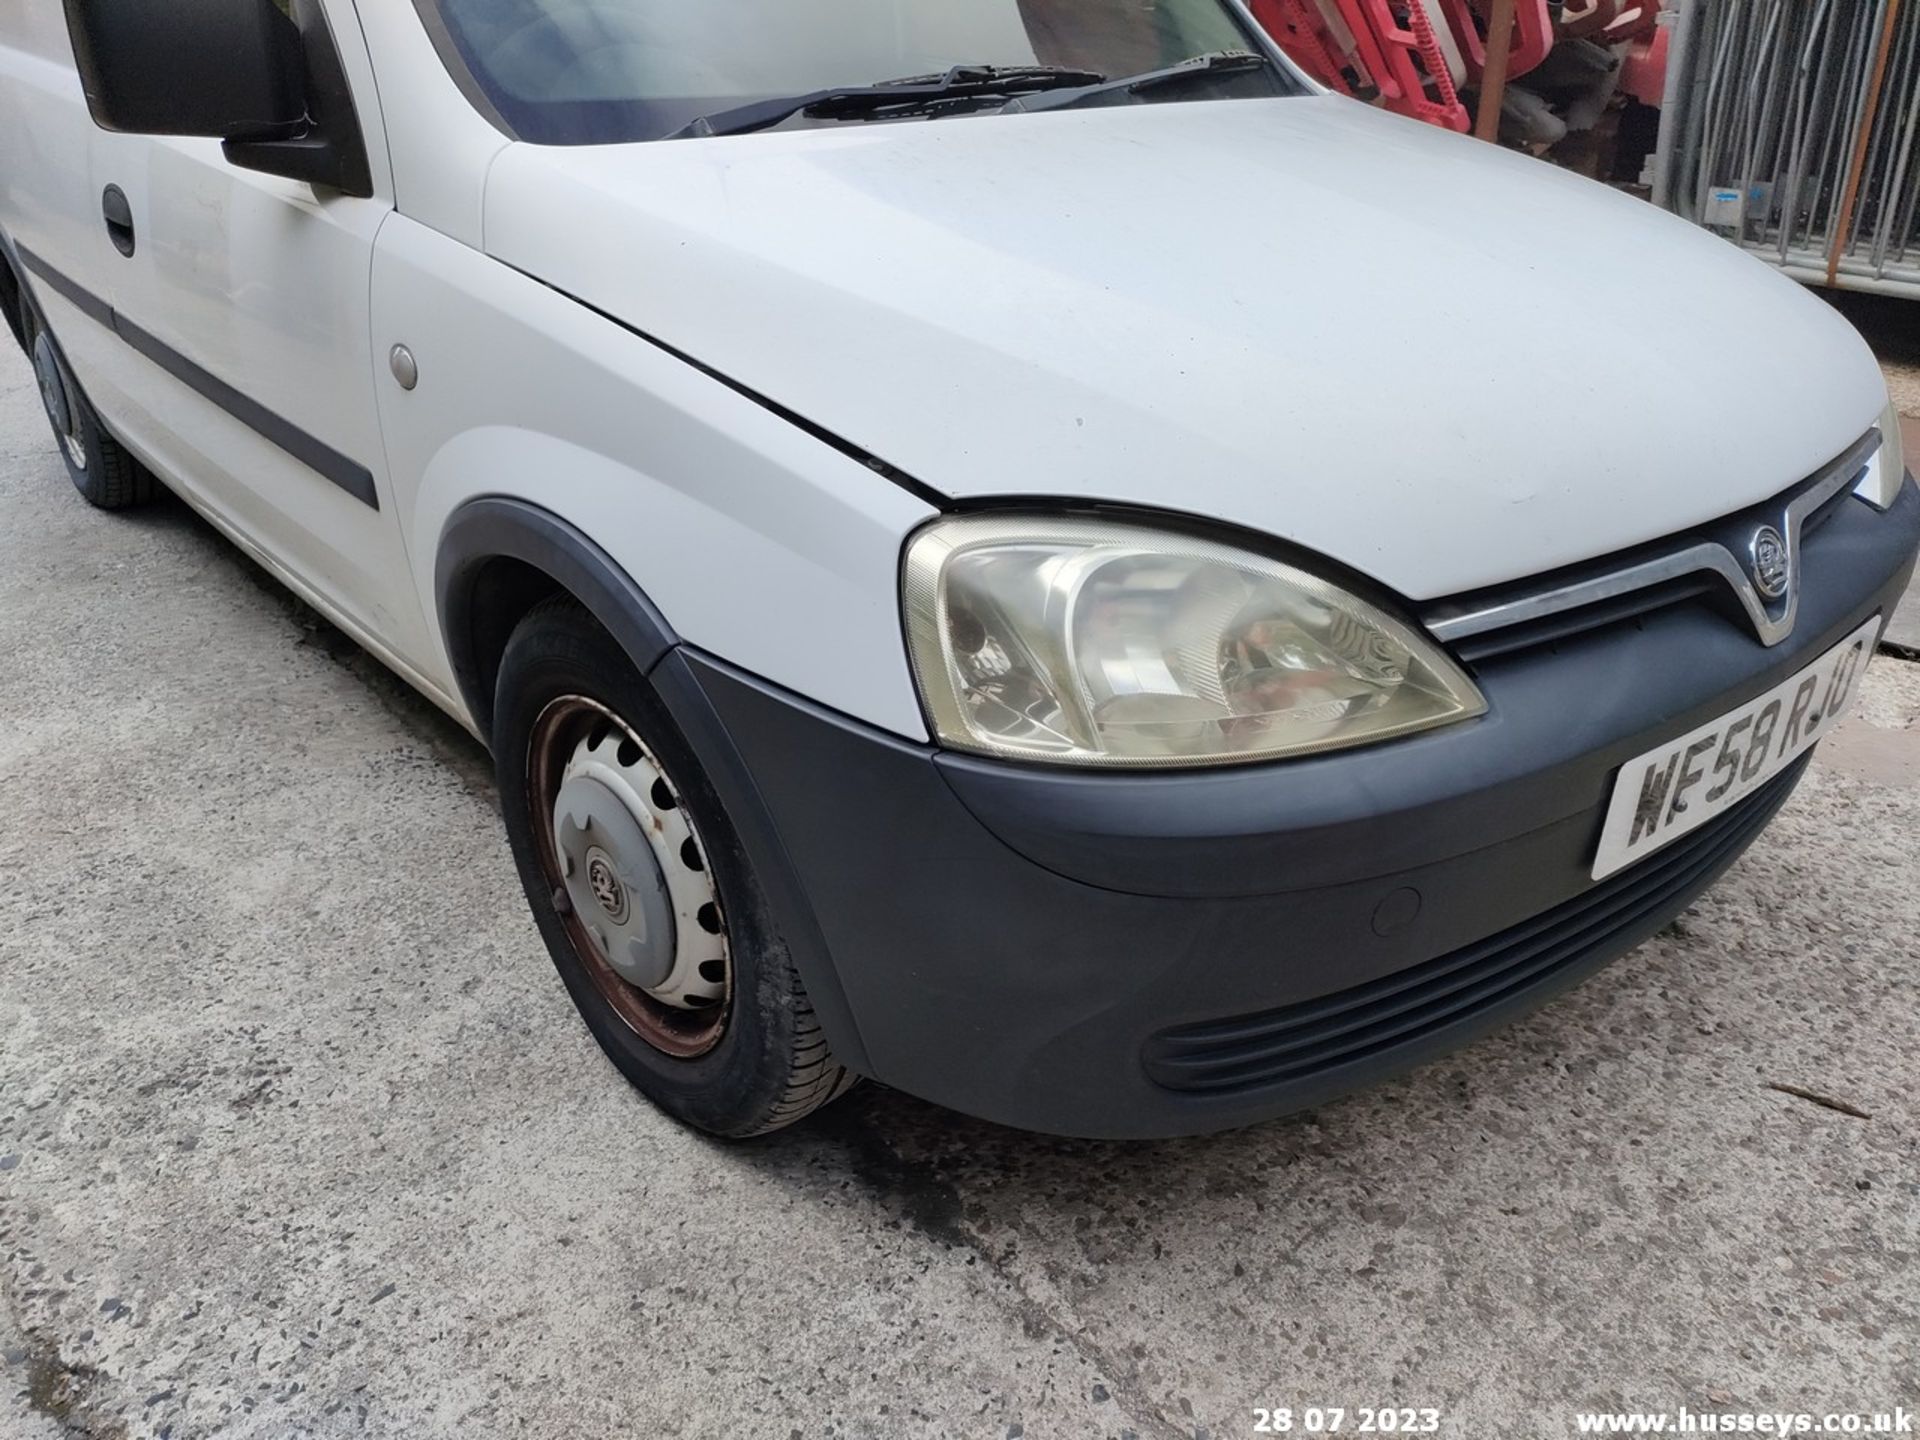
(60, 0, 373, 198)
(63, 0, 307, 138)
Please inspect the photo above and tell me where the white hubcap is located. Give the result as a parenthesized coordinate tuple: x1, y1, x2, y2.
(550, 720, 728, 1011)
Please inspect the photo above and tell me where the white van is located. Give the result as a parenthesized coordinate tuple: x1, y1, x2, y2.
(2, 0, 1914, 1138)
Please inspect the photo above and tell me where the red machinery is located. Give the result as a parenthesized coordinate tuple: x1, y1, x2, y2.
(1433, 0, 1555, 83)
(1251, 0, 1471, 131)
(1252, 0, 1599, 136)
(1559, 0, 1661, 46)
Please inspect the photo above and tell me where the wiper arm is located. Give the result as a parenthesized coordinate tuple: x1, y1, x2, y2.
(998, 50, 1271, 115)
(667, 64, 1106, 140)
(880, 64, 1106, 91)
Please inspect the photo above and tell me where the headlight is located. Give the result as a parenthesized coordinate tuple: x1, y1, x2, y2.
(1856, 396, 1909, 510)
(903, 514, 1487, 768)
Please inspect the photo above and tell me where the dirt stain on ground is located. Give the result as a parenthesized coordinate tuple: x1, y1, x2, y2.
(23, 1336, 124, 1439)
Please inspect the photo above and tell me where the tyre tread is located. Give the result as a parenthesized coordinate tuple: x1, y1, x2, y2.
(744, 969, 860, 1137)
(83, 420, 157, 510)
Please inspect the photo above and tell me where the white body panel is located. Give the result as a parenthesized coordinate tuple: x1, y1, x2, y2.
(345, 0, 505, 248)
(370, 216, 936, 739)
(484, 96, 1890, 602)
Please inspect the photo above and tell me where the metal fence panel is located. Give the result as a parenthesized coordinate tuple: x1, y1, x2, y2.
(1659, 0, 1920, 298)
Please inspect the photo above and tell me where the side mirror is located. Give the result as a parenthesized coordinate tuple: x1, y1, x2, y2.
(63, 0, 306, 138)
(61, 0, 373, 198)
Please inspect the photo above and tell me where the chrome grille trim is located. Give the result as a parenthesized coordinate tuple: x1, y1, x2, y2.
(1426, 429, 1884, 651)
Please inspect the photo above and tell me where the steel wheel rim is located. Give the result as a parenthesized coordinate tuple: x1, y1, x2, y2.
(528, 695, 731, 1058)
(28, 320, 86, 473)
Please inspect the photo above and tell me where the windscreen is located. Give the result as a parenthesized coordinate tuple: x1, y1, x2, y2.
(414, 0, 1288, 143)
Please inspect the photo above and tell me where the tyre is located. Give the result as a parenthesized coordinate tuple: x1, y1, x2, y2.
(493, 596, 859, 1138)
(19, 297, 156, 510)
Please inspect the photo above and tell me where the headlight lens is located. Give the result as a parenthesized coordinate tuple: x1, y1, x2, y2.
(1856, 397, 1909, 510)
(903, 515, 1487, 767)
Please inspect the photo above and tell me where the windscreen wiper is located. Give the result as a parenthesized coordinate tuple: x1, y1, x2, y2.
(998, 50, 1272, 115)
(666, 65, 1107, 140)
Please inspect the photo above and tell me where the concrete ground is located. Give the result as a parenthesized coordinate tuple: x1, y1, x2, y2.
(2, 334, 1918, 1440)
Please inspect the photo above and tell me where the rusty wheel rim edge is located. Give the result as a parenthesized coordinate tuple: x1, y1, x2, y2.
(528, 694, 731, 1060)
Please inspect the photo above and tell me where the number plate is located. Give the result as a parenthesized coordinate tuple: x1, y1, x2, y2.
(1591, 616, 1881, 880)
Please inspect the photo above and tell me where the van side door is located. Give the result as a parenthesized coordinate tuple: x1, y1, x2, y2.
(79, 0, 446, 693)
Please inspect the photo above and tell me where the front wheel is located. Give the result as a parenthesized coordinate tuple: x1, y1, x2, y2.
(492, 597, 858, 1137)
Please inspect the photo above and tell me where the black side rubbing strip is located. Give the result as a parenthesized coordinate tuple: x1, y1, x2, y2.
(110, 312, 379, 509)
(17, 245, 114, 329)
(15, 245, 380, 511)
(515, 268, 951, 511)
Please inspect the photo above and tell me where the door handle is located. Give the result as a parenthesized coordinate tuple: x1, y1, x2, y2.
(102, 185, 135, 258)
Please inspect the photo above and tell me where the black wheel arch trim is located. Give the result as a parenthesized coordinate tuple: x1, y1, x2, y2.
(0, 224, 66, 356)
(436, 495, 875, 1075)
(0, 245, 24, 353)
(436, 496, 681, 736)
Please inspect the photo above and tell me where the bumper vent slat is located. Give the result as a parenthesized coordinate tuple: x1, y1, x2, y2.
(1143, 759, 1809, 1095)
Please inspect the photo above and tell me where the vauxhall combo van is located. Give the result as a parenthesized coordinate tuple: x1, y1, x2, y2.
(2, 0, 1914, 1138)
